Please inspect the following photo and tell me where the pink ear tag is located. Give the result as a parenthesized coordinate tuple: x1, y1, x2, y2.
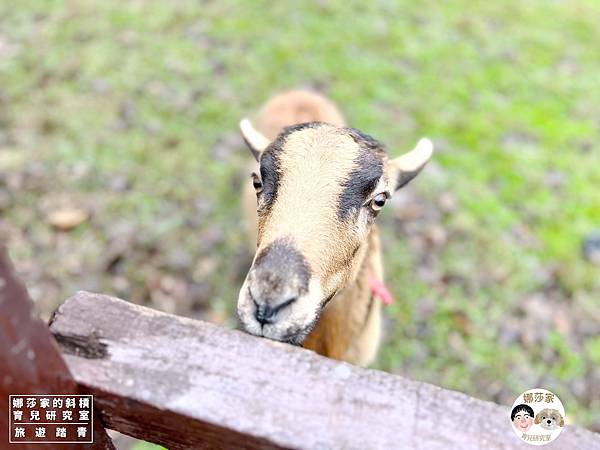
(368, 274, 394, 305)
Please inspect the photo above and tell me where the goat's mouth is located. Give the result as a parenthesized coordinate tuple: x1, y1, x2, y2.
(238, 316, 318, 346)
(278, 321, 319, 346)
(236, 279, 324, 346)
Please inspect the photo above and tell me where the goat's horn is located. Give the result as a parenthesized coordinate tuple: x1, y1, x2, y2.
(395, 138, 434, 172)
(392, 137, 434, 190)
(240, 119, 270, 160)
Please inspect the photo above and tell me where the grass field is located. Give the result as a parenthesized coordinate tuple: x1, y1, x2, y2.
(1, 0, 599, 438)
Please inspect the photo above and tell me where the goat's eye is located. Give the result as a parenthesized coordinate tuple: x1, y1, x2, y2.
(370, 193, 387, 211)
(251, 173, 263, 193)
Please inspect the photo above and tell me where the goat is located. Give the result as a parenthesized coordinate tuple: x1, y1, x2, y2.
(238, 90, 433, 366)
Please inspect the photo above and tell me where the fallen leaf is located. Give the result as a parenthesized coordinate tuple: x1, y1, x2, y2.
(47, 208, 89, 231)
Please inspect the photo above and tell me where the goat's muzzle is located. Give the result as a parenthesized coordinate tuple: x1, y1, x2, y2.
(237, 238, 320, 344)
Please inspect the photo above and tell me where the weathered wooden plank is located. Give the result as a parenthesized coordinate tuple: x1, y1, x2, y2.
(49, 291, 600, 450)
(0, 248, 114, 449)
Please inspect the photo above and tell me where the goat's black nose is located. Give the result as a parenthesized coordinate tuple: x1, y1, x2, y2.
(249, 239, 308, 326)
(254, 297, 296, 325)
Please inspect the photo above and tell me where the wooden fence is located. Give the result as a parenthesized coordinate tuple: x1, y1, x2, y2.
(2, 247, 600, 449)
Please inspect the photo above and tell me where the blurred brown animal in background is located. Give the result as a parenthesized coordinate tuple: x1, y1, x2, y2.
(238, 90, 433, 366)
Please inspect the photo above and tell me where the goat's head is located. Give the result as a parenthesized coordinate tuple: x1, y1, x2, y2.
(237, 120, 433, 345)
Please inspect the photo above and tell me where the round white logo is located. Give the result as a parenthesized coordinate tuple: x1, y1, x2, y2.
(510, 388, 565, 445)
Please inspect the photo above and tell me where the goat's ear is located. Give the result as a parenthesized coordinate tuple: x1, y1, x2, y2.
(387, 138, 433, 191)
(240, 119, 270, 162)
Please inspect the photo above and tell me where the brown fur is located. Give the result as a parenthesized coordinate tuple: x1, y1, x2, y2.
(256, 90, 345, 140)
(302, 228, 383, 364)
(242, 90, 383, 365)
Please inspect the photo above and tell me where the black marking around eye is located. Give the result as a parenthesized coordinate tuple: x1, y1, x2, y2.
(346, 128, 386, 153)
(258, 150, 280, 208)
(257, 122, 327, 213)
(338, 129, 385, 221)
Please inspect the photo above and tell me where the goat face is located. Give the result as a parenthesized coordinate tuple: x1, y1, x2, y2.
(237, 121, 433, 345)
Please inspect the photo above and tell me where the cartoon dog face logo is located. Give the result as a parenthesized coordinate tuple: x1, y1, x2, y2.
(534, 408, 565, 430)
(511, 404, 535, 432)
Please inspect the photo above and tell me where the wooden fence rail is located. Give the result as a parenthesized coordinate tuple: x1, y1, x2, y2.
(49, 291, 600, 450)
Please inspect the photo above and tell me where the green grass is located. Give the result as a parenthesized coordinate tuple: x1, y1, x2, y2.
(131, 443, 165, 450)
(1, 0, 599, 434)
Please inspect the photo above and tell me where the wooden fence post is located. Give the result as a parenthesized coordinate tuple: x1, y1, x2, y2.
(0, 247, 114, 449)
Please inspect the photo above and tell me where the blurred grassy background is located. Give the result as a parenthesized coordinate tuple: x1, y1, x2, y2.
(1, 0, 599, 441)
